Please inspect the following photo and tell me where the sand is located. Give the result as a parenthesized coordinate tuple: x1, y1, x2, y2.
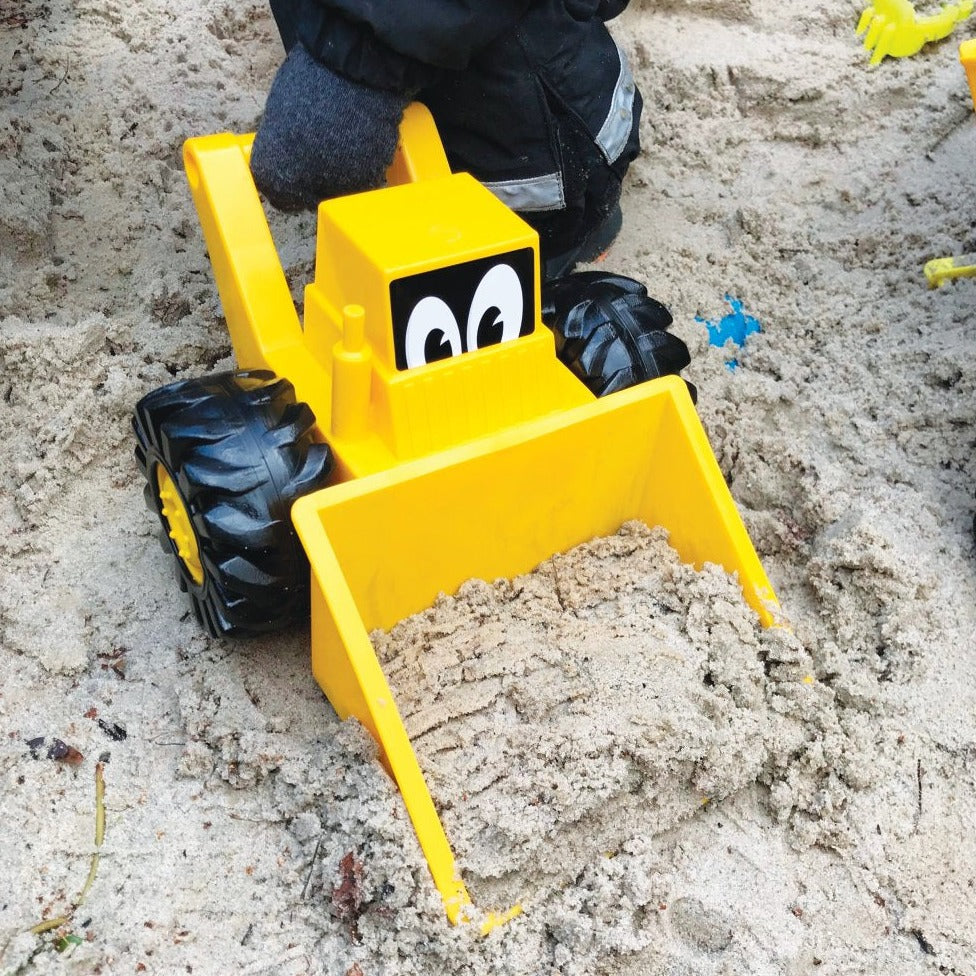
(2, 0, 976, 973)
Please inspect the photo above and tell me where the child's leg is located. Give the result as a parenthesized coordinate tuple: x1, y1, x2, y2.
(421, 5, 641, 277)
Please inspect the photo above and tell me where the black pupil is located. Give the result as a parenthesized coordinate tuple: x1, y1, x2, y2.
(477, 306, 504, 348)
(424, 329, 454, 364)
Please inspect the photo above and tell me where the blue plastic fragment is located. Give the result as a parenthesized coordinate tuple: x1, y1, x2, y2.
(696, 295, 762, 371)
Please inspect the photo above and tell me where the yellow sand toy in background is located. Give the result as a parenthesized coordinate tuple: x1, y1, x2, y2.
(963, 35, 976, 94)
(133, 104, 780, 928)
(925, 251, 976, 285)
(857, 0, 972, 64)
(924, 40, 976, 287)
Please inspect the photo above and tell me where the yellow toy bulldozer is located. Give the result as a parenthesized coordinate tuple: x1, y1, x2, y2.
(133, 104, 780, 928)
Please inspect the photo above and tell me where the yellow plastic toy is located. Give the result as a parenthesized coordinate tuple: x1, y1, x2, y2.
(925, 251, 976, 286)
(857, 0, 973, 64)
(924, 41, 976, 287)
(136, 104, 781, 928)
(962, 36, 976, 103)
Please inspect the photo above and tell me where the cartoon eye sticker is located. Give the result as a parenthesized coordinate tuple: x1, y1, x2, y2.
(390, 248, 534, 371)
(404, 296, 462, 369)
(466, 263, 524, 353)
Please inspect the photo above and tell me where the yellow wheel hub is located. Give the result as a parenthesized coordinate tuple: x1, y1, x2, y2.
(156, 464, 204, 586)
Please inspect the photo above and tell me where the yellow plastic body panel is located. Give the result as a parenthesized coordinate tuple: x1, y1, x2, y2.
(183, 101, 782, 928)
(963, 38, 976, 107)
(293, 375, 779, 927)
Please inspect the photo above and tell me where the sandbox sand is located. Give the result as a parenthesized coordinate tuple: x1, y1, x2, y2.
(2, 1, 976, 973)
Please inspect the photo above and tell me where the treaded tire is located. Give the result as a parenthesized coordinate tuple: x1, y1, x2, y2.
(133, 370, 334, 637)
(542, 270, 696, 402)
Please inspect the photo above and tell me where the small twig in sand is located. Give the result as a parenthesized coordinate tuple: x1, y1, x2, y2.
(302, 838, 324, 900)
(913, 759, 923, 832)
(28, 761, 106, 938)
(49, 60, 70, 95)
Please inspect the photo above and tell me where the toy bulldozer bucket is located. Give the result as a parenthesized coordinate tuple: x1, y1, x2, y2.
(291, 379, 778, 927)
(182, 104, 780, 930)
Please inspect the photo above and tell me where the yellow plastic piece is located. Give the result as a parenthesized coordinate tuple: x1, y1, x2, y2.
(923, 52, 976, 287)
(962, 37, 976, 105)
(330, 304, 372, 441)
(924, 252, 976, 286)
(857, 0, 973, 64)
(183, 101, 782, 927)
(156, 464, 203, 585)
(385, 101, 451, 186)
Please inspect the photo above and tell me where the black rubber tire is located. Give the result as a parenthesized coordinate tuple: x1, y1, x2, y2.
(542, 270, 696, 402)
(133, 370, 334, 637)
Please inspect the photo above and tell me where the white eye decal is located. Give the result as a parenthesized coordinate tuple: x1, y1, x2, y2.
(404, 296, 463, 368)
(466, 263, 524, 352)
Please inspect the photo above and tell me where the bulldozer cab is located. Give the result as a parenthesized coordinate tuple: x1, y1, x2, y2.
(302, 171, 592, 475)
(308, 173, 538, 374)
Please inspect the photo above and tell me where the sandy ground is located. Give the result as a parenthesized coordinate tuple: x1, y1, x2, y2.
(2, 0, 976, 973)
